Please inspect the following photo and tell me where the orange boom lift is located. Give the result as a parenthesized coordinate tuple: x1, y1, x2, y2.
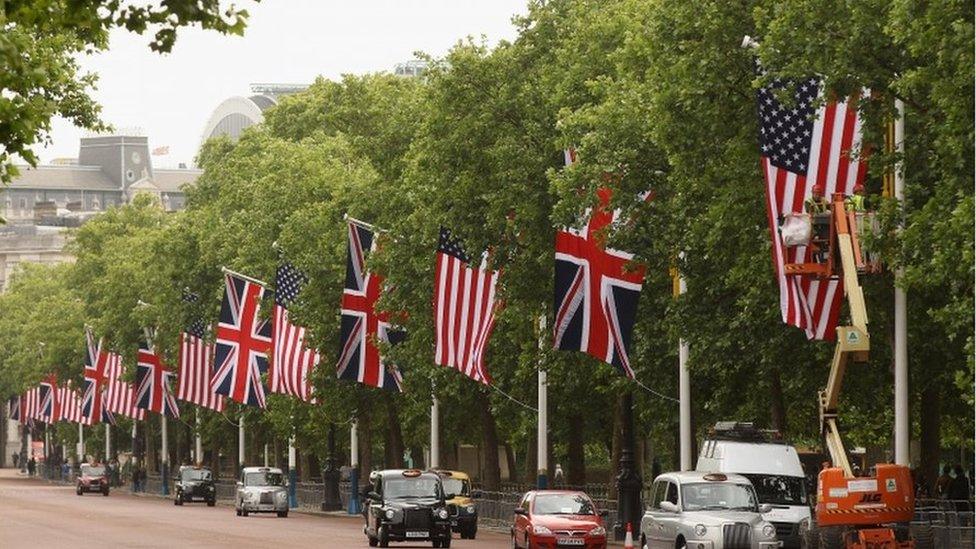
(784, 194, 918, 549)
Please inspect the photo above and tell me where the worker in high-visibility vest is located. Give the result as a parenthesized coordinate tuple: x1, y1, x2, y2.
(805, 185, 830, 263)
(805, 184, 829, 214)
(846, 183, 867, 212)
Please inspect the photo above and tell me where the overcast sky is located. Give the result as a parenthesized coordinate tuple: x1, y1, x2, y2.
(41, 0, 528, 168)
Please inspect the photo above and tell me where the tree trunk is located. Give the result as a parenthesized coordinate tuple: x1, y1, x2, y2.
(567, 412, 586, 486)
(385, 397, 405, 468)
(769, 367, 788, 433)
(505, 443, 518, 483)
(477, 390, 501, 490)
(919, 383, 941, 494)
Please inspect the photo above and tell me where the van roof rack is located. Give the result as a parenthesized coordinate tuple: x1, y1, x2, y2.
(708, 421, 786, 444)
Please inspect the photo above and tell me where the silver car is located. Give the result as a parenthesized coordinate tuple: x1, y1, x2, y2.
(641, 471, 780, 549)
(235, 466, 289, 518)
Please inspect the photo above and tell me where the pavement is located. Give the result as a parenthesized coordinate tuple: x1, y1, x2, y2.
(0, 468, 513, 548)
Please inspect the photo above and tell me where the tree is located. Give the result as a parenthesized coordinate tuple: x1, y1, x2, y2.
(0, 0, 256, 183)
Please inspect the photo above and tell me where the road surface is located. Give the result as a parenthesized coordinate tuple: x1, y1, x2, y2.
(0, 468, 512, 548)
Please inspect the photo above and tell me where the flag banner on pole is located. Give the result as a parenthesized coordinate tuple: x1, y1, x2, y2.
(136, 339, 181, 418)
(57, 383, 84, 423)
(270, 262, 320, 401)
(177, 292, 225, 412)
(103, 352, 146, 420)
(81, 327, 115, 426)
(337, 220, 404, 392)
(212, 272, 272, 408)
(8, 396, 21, 422)
(553, 187, 646, 379)
(433, 227, 501, 385)
(39, 376, 59, 423)
(757, 75, 866, 340)
(23, 387, 41, 422)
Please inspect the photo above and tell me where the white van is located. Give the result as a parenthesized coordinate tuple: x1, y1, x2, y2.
(696, 422, 811, 549)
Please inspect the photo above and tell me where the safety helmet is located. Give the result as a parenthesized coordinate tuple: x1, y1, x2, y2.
(811, 185, 825, 197)
(853, 183, 865, 194)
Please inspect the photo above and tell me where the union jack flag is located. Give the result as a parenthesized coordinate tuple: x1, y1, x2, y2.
(177, 291, 225, 411)
(81, 328, 116, 425)
(758, 76, 866, 340)
(337, 221, 404, 392)
(136, 338, 181, 418)
(211, 272, 272, 408)
(270, 262, 320, 401)
(553, 186, 647, 379)
(39, 376, 59, 423)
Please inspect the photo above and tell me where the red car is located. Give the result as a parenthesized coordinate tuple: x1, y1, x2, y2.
(512, 490, 608, 549)
(76, 463, 110, 496)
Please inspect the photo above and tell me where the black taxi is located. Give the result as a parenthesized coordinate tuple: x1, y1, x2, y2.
(173, 465, 216, 506)
(363, 469, 454, 548)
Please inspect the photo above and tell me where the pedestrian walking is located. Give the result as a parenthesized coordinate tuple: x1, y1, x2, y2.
(553, 463, 565, 485)
(12, 452, 18, 468)
(27, 457, 36, 476)
(948, 464, 971, 512)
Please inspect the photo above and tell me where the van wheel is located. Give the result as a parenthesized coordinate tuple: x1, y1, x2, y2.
(242, 509, 249, 517)
(368, 536, 378, 547)
(236, 508, 242, 516)
(378, 525, 390, 548)
(277, 510, 288, 518)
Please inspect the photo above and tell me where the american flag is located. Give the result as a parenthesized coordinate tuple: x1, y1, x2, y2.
(433, 228, 501, 385)
(136, 339, 181, 418)
(39, 376, 59, 423)
(103, 352, 146, 420)
(177, 292, 225, 411)
(270, 262, 320, 402)
(553, 186, 646, 378)
(8, 396, 21, 422)
(57, 383, 84, 423)
(23, 387, 41, 422)
(211, 272, 272, 408)
(337, 221, 404, 392)
(758, 76, 866, 340)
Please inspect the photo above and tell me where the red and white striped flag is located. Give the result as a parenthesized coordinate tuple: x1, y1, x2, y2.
(103, 353, 146, 420)
(57, 383, 84, 423)
(758, 77, 867, 340)
(433, 228, 502, 385)
(271, 262, 319, 402)
(178, 326, 225, 412)
(23, 387, 41, 422)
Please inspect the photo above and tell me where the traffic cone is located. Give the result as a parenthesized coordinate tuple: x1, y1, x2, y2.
(624, 522, 634, 548)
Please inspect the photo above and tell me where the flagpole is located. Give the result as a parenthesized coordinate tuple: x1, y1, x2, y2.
(537, 314, 548, 489)
(195, 410, 202, 464)
(343, 213, 387, 233)
(348, 418, 360, 514)
(893, 99, 909, 466)
(130, 422, 137, 493)
(238, 413, 245, 476)
(678, 274, 692, 471)
(76, 424, 82, 464)
(220, 266, 268, 287)
(105, 423, 111, 461)
(430, 382, 440, 469)
(161, 416, 169, 496)
(288, 423, 297, 509)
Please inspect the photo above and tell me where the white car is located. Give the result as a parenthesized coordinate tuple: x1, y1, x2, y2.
(697, 422, 812, 548)
(641, 471, 781, 549)
(235, 466, 289, 517)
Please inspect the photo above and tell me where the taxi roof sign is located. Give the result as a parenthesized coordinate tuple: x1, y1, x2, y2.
(402, 469, 422, 477)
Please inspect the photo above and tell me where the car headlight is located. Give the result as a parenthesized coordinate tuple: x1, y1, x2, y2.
(533, 525, 552, 535)
(694, 524, 707, 537)
(276, 491, 287, 500)
(761, 522, 776, 538)
(589, 526, 606, 536)
(385, 508, 395, 520)
(437, 508, 449, 520)
(466, 505, 476, 514)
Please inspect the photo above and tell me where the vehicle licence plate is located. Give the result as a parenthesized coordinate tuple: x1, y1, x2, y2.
(405, 531, 427, 538)
(557, 538, 585, 546)
(258, 504, 274, 511)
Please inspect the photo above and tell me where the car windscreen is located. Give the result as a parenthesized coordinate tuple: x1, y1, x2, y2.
(740, 473, 808, 506)
(441, 478, 469, 497)
(182, 469, 212, 481)
(244, 472, 283, 487)
(82, 466, 105, 477)
(681, 482, 758, 512)
(532, 494, 596, 515)
(384, 477, 441, 499)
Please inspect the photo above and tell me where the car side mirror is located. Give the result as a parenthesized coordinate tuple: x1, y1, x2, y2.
(514, 508, 528, 516)
(470, 490, 483, 499)
(367, 491, 381, 502)
(236, 481, 243, 488)
(660, 501, 679, 513)
(758, 504, 772, 514)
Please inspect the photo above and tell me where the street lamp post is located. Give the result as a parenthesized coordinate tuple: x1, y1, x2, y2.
(614, 391, 643, 541)
(320, 423, 342, 511)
